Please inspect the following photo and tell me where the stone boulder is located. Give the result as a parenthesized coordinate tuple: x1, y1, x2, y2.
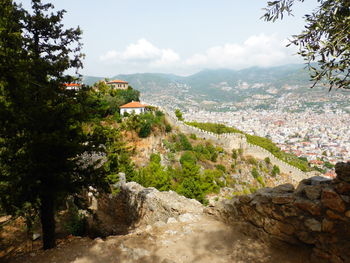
(87, 182, 203, 237)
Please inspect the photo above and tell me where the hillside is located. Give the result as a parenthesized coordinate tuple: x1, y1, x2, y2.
(82, 64, 350, 112)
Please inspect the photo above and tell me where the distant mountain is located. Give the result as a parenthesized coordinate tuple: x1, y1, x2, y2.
(82, 64, 350, 109)
(83, 64, 310, 92)
(82, 75, 104, 86)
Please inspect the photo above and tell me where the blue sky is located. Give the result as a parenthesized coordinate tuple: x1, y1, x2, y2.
(20, 0, 318, 76)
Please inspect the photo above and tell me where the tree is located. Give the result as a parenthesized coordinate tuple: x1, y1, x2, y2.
(263, 0, 350, 90)
(0, 0, 109, 249)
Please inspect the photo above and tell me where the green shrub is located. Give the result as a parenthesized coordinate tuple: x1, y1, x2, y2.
(264, 157, 271, 164)
(165, 124, 172, 133)
(189, 133, 197, 140)
(232, 149, 238, 160)
(211, 152, 218, 162)
(256, 176, 265, 187)
(247, 156, 258, 165)
(180, 151, 197, 165)
(271, 165, 280, 177)
(251, 167, 259, 179)
(215, 164, 226, 173)
(64, 206, 87, 236)
(186, 121, 243, 134)
(138, 122, 151, 138)
(178, 134, 192, 150)
(155, 110, 164, 117)
(150, 153, 161, 163)
(175, 109, 184, 121)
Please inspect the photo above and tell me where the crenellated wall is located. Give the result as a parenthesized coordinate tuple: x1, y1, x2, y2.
(160, 107, 310, 182)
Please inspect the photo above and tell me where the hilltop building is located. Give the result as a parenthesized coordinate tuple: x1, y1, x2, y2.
(64, 83, 81, 90)
(106, 79, 129, 90)
(120, 101, 148, 115)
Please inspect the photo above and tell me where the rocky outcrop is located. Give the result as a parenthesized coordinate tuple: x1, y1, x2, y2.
(88, 180, 204, 237)
(214, 161, 350, 263)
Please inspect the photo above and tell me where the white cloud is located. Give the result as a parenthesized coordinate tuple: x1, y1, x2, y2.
(99, 35, 299, 74)
(185, 34, 297, 69)
(100, 38, 180, 66)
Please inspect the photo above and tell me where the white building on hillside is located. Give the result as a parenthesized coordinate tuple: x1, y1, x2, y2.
(120, 101, 148, 115)
(106, 79, 129, 90)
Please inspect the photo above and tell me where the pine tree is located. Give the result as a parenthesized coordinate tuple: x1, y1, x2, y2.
(0, 0, 109, 249)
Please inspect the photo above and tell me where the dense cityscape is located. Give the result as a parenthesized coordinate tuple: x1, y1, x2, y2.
(142, 82, 350, 173)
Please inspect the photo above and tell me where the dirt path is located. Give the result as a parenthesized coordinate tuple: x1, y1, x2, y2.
(4, 214, 311, 263)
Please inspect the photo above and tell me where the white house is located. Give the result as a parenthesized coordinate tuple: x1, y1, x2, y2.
(106, 79, 129, 90)
(64, 83, 81, 90)
(120, 101, 148, 115)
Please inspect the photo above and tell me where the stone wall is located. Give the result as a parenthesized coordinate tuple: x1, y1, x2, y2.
(87, 181, 204, 237)
(162, 107, 310, 182)
(214, 162, 350, 263)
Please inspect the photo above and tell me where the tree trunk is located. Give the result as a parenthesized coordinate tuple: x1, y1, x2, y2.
(40, 195, 56, 249)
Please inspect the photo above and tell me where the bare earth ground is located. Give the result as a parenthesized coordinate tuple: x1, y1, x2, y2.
(3, 214, 311, 263)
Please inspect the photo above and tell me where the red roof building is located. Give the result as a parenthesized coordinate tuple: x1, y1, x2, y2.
(120, 101, 148, 115)
(106, 79, 129, 90)
(64, 83, 81, 90)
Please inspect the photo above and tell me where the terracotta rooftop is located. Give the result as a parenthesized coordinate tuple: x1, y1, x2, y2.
(107, 80, 128, 84)
(64, 83, 81, 87)
(120, 101, 148, 108)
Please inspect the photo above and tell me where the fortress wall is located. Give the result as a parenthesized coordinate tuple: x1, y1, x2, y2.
(162, 108, 310, 181)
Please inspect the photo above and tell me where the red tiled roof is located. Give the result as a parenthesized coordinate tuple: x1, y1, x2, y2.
(120, 101, 147, 108)
(64, 83, 81, 87)
(107, 80, 128, 84)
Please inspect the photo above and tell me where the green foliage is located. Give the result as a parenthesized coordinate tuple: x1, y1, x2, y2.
(246, 156, 258, 165)
(231, 163, 236, 170)
(211, 152, 218, 162)
(186, 121, 243, 134)
(180, 151, 197, 166)
(124, 110, 169, 138)
(138, 122, 151, 138)
(272, 165, 280, 177)
(193, 142, 218, 162)
(215, 164, 226, 173)
(0, 0, 110, 249)
(64, 205, 87, 237)
(177, 177, 204, 203)
(175, 109, 184, 121)
(150, 153, 161, 163)
(324, 161, 335, 169)
(232, 149, 238, 160)
(100, 126, 136, 183)
(178, 134, 193, 151)
(251, 167, 259, 179)
(190, 133, 197, 140)
(186, 121, 310, 171)
(263, 0, 350, 90)
(246, 134, 310, 172)
(91, 82, 140, 118)
(264, 157, 271, 164)
(132, 153, 171, 191)
(165, 124, 172, 133)
(256, 176, 266, 187)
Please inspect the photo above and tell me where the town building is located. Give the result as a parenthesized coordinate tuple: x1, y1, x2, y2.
(64, 83, 81, 90)
(106, 80, 129, 90)
(120, 101, 148, 115)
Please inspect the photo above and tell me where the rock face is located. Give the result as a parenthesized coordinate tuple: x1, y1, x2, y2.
(88, 181, 203, 237)
(214, 161, 350, 263)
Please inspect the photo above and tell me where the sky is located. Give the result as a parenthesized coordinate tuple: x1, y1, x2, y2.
(20, 0, 318, 77)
